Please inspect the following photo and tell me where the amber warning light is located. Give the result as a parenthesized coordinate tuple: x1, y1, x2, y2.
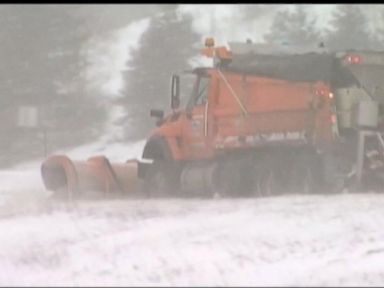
(205, 37, 215, 48)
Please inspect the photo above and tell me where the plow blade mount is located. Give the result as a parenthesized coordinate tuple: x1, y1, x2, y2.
(41, 155, 139, 198)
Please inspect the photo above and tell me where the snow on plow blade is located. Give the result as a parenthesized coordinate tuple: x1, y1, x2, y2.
(41, 155, 139, 198)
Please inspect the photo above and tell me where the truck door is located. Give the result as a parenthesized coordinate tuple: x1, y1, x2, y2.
(183, 75, 211, 158)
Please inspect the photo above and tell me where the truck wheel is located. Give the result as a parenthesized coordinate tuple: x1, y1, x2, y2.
(252, 152, 285, 197)
(322, 153, 348, 193)
(302, 166, 316, 194)
(142, 161, 177, 198)
(216, 156, 254, 197)
(295, 151, 324, 194)
(259, 168, 282, 196)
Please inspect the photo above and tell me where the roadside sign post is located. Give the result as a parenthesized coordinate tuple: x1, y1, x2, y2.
(17, 105, 48, 157)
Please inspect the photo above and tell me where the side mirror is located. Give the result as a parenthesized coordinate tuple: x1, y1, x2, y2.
(150, 109, 164, 119)
(171, 74, 180, 110)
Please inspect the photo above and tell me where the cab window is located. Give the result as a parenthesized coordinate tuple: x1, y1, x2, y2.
(179, 73, 196, 108)
(196, 76, 210, 105)
(187, 76, 211, 110)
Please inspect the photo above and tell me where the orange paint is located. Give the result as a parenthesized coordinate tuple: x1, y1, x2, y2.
(151, 68, 334, 161)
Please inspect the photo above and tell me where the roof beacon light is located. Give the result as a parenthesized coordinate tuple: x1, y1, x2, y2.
(205, 37, 215, 48)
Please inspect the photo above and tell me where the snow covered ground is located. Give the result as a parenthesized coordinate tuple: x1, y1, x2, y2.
(1, 192, 384, 286)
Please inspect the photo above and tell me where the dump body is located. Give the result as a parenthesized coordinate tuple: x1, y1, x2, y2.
(209, 71, 334, 151)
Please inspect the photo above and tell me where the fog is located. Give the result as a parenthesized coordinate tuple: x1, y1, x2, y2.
(1, 4, 384, 287)
(1, 4, 384, 162)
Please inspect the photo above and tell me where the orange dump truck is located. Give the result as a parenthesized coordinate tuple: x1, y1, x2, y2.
(42, 39, 384, 198)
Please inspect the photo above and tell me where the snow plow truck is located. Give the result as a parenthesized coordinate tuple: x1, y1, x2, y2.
(41, 38, 384, 199)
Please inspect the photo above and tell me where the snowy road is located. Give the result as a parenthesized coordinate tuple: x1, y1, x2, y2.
(1, 193, 384, 286)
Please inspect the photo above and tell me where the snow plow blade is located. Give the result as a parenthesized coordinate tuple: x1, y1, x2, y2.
(41, 155, 139, 199)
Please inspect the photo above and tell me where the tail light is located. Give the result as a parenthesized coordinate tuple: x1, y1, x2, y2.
(345, 54, 363, 64)
(315, 89, 333, 100)
(331, 114, 337, 124)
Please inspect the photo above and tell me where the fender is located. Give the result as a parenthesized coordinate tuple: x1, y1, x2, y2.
(142, 136, 174, 161)
(138, 136, 180, 179)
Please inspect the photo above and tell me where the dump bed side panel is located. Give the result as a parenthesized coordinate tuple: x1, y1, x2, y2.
(211, 71, 333, 149)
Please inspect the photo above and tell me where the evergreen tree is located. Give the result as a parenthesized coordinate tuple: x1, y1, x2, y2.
(371, 8, 384, 50)
(0, 6, 86, 104)
(122, 8, 200, 140)
(240, 4, 280, 22)
(325, 5, 374, 51)
(0, 5, 104, 165)
(264, 6, 320, 47)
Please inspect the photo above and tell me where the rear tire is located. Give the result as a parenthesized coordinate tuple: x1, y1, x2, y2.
(254, 164, 286, 197)
(216, 156, 254, 197)
(294, 150, 324, 194)
(252, 151, 287, 197)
